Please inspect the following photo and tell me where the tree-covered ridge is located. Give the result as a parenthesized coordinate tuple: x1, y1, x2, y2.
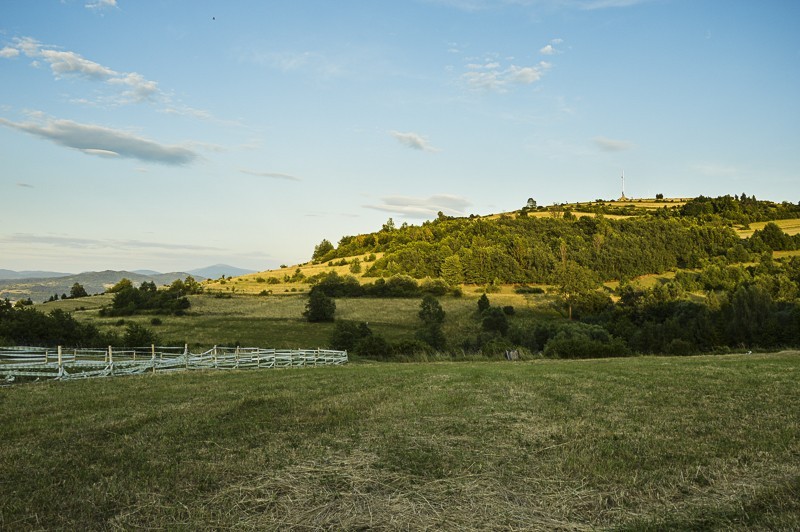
(313, 196, 800, 285)
(680, 194, 800, 224)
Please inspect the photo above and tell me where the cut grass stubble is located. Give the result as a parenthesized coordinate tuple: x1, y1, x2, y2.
(1, 352, 798, 529)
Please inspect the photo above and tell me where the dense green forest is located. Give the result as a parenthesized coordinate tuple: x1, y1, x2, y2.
(314, 195, 800, 285)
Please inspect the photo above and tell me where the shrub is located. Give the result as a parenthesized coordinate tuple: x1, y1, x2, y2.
(420, 278, 449, 296)
(477, 294, 490, 314)
(481, 307, 509, 335)
(122, 323, 159, 347)
(353, 335, 390, 359)
(303, 287, 336, 322)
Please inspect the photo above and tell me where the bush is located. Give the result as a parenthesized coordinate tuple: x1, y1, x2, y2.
(420, 278, 449, 296)
(329, 321, 372, 351)
(542, 324, 630, 359)
(122, 323, 159, 347)
(477, 294, 490, 314)
(303, 287, 336, 322)
(481, 307, 509, 335)
(353, 335, 391, 359)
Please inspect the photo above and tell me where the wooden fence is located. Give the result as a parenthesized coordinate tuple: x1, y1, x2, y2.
(0, 345, 348, 383)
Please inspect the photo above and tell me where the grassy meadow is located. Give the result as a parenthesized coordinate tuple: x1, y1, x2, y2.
(1, 352, 798, 529)
(45, 285, 558, 351)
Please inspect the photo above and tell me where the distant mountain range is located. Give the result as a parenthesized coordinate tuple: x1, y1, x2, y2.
(0, 269, 73, 280)
(0, 264, 256, 303)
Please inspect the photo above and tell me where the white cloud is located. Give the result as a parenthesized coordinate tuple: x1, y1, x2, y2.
(80, 148, 120, 158)
(39, 49, 116, 79)
(0, 115, 199, 165)
(593, 136, 634, 152)
(4, 36, 162, 105)
(579, 0, 649, 9)
(366, 194, 472, 218)
(390, 131, 440, 152)
(85, 0, 118, 10)
(461, 60, 550, 92)
(240, 169, 301, 181)
(0, 47, 20, 58)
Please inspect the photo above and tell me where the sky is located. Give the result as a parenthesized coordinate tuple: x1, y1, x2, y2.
(1, 0, 798, 273)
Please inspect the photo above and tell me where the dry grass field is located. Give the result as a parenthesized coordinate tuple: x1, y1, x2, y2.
(736, 218, 800, 238)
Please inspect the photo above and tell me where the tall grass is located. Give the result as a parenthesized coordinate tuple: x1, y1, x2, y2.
(1, 352, 798, 529)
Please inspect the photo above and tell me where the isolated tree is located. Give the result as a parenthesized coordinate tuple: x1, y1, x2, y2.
(70, 282, 88, 299)
(349, 258, 362, 274)
(304, 286, 336, 322)
(416, 294, 446, 350)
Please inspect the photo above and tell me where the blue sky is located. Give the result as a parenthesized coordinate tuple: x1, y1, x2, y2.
(1, 0, 798, 273)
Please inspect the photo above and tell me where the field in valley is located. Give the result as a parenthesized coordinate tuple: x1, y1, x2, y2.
(1, 352, 797, 529)
(47, 288, 554, 351)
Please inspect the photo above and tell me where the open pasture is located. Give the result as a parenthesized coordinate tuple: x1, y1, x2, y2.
(737, 218, 800, 238)
(1, 352, 797, 529)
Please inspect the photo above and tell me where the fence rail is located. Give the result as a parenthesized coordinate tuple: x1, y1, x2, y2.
(0, 345, 348, 383)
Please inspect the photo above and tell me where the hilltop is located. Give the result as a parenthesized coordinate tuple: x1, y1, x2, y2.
(203, 195, 800, 296)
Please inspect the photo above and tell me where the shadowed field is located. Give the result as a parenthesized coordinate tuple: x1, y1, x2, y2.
(1, 352, 798, 529)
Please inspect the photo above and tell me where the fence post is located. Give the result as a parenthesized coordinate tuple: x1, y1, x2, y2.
(108, 345, 114, 376)
(185, 344, 189, 370)
(235, 346, 240, 369)
(151, 344, 156, 374)
(57, 345, 62, 370)
(213, 345, 217, 369)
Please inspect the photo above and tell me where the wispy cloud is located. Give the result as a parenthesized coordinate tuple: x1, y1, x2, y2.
(0, 233, 221, 252)
(365, 194, 471, 218)
(16, 182, 34, 188)
(2, 36, 220, 119)
(428, 0, 651, 11)
(461, 58, 551, 92)
(593, 136, 634, 152)
(240, 169, 302, 181)
(3, 37, 160, 104)
(85, 0, 118, 10)
(578, 0, 650, 10)
(390, 131, 441, 152)
(0, 115, 199, 165)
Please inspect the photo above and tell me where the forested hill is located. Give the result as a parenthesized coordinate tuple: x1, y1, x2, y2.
(312, 195, 800, 285)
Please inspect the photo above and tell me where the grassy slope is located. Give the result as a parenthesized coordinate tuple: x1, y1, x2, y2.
(1, 352, 798, 529)
(736, 218, 800, 238)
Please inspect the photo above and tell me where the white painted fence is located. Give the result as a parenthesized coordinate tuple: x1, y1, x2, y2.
(0, 345, 348, 383)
